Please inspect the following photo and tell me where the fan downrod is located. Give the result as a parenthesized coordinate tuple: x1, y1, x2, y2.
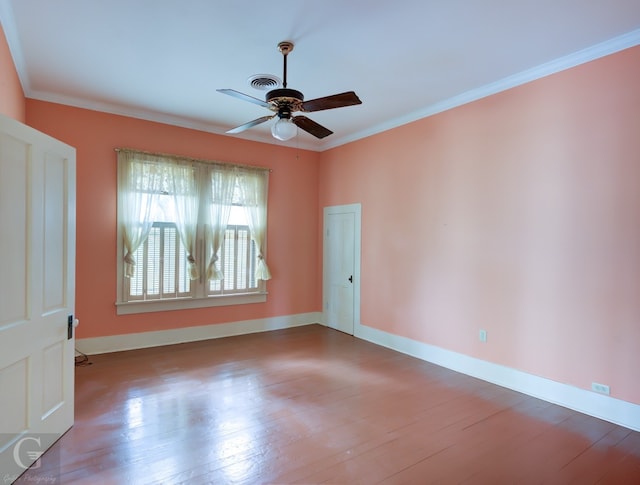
(277, 41, 294, 89)
(266, 40, 303, 110)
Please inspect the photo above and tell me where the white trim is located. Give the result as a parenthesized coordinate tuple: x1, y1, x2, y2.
(115, 292, 267, 315)
(76, 312, 321, 355)
(353, 323, 640, 432)
(321, 28, 640, 151)
(322, 203, 361, 335)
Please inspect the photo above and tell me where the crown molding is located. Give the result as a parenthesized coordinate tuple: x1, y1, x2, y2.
(323, 28, 640, 151)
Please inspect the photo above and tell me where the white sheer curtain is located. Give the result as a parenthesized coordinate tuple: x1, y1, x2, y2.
(117, 151, 162, 277)
(118, 148, 271, 288)
(171, 162, 200, 280)
(206, 166, 236, 280)
(238, 169, 271, 280)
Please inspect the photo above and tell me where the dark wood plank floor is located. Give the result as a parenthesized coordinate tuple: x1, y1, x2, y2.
(17, 324, 640, 484)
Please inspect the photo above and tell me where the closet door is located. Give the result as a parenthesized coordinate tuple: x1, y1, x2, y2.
(323, 203, 361, 336)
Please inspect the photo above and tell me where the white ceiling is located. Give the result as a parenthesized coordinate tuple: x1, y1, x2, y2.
(1, 0, 639, 151)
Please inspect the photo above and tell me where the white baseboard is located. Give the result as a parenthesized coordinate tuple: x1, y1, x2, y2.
(352, 322, 640, 432)
(76, 312, 322, 355)
(77, 313, 640, 432)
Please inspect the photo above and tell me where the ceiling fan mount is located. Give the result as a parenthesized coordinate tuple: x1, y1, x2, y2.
(217, 40, 362, 140)
(277, 41, 294, 56)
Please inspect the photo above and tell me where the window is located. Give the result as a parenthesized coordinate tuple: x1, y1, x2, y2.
(126, 223, 192, 300)
(116, 149, 270, 314)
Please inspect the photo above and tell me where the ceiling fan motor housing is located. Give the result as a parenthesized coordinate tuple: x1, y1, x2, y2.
(266, 88, 304, 116)
(266, 88, 303, 102)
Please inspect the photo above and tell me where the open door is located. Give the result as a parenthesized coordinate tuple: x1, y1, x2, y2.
(0, 114, 76, 482)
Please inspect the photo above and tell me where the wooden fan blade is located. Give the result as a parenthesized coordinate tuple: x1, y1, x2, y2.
(217, 89, 270, 108)
(292, 116, 333, 139)
(227, 115, 275, 134)
(301, 91, 362, 112)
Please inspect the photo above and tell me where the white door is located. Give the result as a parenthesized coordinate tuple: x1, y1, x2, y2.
(323, 204, 361, 335)
(0, 114, 76, 481)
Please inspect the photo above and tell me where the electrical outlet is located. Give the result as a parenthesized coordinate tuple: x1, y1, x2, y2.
(479, 329, 487, 343)
(591, 382, 610, 395)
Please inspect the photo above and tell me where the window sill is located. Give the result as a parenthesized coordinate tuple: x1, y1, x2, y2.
(115, 292, 267, 315)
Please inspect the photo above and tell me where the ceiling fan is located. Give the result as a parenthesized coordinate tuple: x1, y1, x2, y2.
(217, 41, 362, 141)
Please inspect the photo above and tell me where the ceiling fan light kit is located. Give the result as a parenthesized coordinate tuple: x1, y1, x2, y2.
(218, 41, 362, 141)
(271, 117, 297, 141)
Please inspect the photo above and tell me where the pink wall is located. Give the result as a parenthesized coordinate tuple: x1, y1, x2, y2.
(26, 100, 322, 339)
(0, 23, 25, 121)
(319, 46, 640, 405)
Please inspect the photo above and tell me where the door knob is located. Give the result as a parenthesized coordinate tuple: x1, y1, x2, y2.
(348, 275, 353, 283)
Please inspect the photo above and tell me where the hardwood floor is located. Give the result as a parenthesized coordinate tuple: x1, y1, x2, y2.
(17, 325, 640, 484)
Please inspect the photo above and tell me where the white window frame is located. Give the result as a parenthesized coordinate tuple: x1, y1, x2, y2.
(115, 150, 269, 315)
